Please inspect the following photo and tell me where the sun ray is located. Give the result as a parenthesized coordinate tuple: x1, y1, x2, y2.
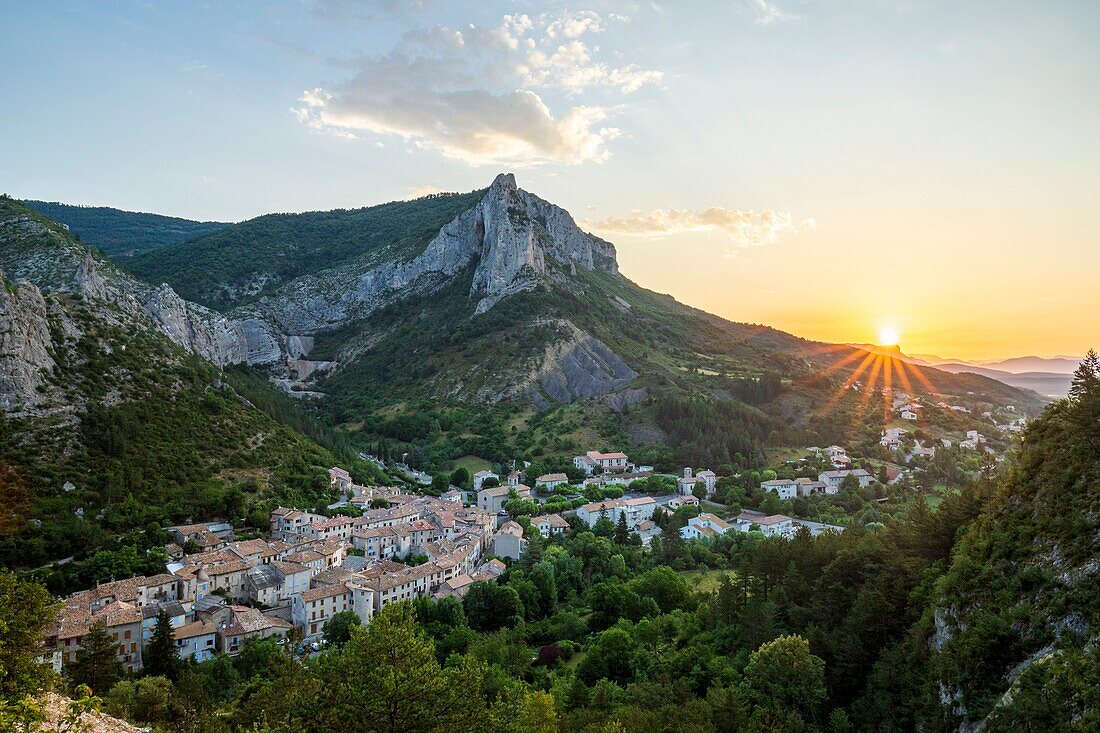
(812, 345, 872, 380)
(818, 350, 878, 415)
(853, 353, 884, 426)
(900, 357, 942, 398)
(881, 353, 894, 422)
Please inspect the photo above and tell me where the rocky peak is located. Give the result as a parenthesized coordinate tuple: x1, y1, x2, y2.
(490, 172, 518, 192)
(465, 173, 618, 311)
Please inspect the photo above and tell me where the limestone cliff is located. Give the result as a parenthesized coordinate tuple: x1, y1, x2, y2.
(0, 276, 58, 416)
(229, 173, 620, 363)
(0, 203, 246, 369)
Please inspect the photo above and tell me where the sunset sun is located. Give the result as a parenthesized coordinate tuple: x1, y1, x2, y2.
(879, 327, 900, 346)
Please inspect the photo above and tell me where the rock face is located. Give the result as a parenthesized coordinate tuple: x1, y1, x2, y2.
(0, 207, 247, 369)
(141, 283, 247, 366)
(230, 173, 620, 362)
(499, 320, 638, 409)
(1, 177, 634, 412)
(0, 278, 58, 415)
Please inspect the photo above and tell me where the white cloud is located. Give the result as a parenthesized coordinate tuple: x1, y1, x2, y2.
(407, 184, 443, 197)
(585, 207, 799, 248)
(294, 10, 659, 166)
(750, 0, 799, 25)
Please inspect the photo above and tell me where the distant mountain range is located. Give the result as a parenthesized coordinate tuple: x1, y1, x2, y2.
(910, 353, 1083, 375)
(852, 345, 1079, 397)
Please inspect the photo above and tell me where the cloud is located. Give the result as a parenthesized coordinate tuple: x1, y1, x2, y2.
(294, 11, 659, 166)
(585, 207, 798, 248)
(408, 184, 444, 197)
(750, 0, 799, 25)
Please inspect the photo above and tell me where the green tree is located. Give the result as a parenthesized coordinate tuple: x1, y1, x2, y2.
(742, 635, 826, 727)
(463, 582, 524, 632)
(629, 566, 695, 614)
(0, 572, 58, 731)
(143, 609, 178, 680)
(131, 675, 176, 726)
(450, 467, 471, 489)
(761, 491, 784, 515)
(69, 620, 124, 696)
(323, 610, 363, 649)
(614, 513, 630, 545)
(692, 481, 708, 501)
(431, 473, 451, 494)
(321, 603, 485, 732)
(528, 562, 558, 618)
(577, 627, 636, 685)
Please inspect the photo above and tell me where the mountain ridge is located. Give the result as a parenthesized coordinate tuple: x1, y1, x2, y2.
(22, 199, 227, 259)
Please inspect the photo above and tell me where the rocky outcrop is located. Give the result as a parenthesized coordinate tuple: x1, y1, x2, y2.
(0, 277, 58, 415)
(0, 207, 250, 369)
(513, 321, 638, 409)
(140, 284, 247, 366)
(231, 173, 620, 362)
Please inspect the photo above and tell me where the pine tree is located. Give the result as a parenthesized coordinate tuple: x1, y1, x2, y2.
(614, 513, 629, 545)
(1068, 349, 1100, 450)
(69, 620, 123, 695)
(143, 609, 178, 680)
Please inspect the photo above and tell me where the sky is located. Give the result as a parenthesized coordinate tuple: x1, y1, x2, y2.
(1, 0, 1097, 361)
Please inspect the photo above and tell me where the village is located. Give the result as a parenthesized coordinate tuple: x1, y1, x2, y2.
(39, 386, 1025, 678)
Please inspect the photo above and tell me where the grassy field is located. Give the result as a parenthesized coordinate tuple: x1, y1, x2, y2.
(447, 455, 494, 473)
(679, 569, 737, 594)
(765, 446, 810, 464)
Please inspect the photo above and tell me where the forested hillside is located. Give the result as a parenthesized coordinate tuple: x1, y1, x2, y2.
(126, 190, 485, 310)
(860, 351, 1100, 730)
(23, 200, 226, 259)
(4, 357, 1094, 732)
(0, 200, 382, 589)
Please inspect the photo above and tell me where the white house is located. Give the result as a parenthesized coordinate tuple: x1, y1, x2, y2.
(880, 427, 907, 450)
(492, 521, 526, 560)
(679, 467, 717, 497)
(535, 473, 570, 491)
(292, 583, 351, 638)
(817, 469, 873, 492)
(680, 513, 735, 540)
(532, 514, 570, 538)
(900, 409, 918, 421)
(960, 430, 985, 450)
(572, 454, 598, 476)
(666, 494, 701, 511)
(328, 467, 352, 490)
(636, 520, 663, 548)
(794, 477, 827, 497)
(576, 497, 656, 529)
(576, 451, 629, 473)
(760, 479, 798, 500)
(477, 486, 511, 514)
(174, 620, 218, 662)
(734, 512, 795, 538)
(471, 470, 499, 491)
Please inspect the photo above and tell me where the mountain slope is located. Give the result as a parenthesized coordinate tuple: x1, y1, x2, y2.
(23, 200, 227, 259)
(930, 362, 1072, 398)
(47, 177, 1048, 469)
(976, 356, 1083, 374)
(127, 189, 485, 311)
(860, 358, 1100, 730)
(0, 197, 368, 577)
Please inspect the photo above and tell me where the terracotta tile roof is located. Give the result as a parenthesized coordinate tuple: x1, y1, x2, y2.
(175, 619, 217, 639)
(298, 584, 349, 602)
